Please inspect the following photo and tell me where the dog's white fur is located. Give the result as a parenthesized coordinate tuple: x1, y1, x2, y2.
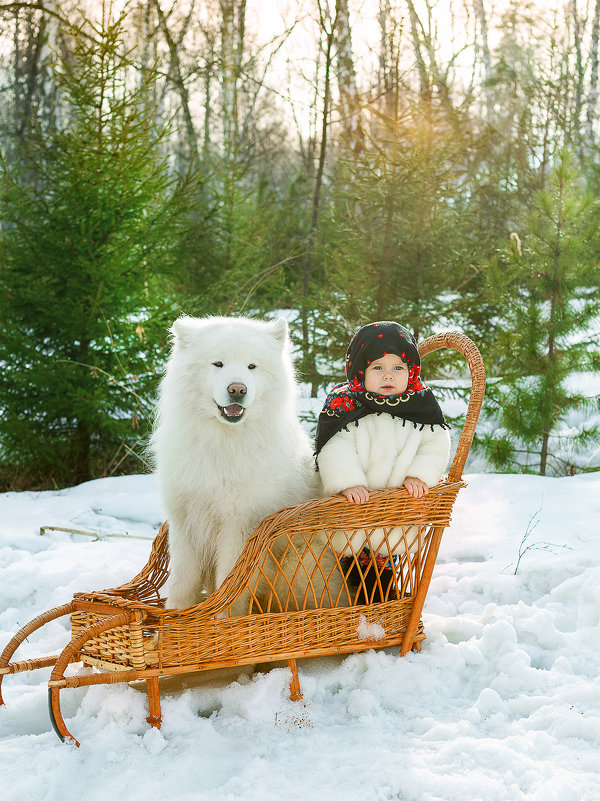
(151, 315, 319, 609)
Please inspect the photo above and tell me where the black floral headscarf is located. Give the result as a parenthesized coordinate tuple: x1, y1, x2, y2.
(315, 321, 448, 458)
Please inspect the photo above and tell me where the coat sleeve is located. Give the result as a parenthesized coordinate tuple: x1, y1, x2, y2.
(404, 426, 451, 487)
(317, 426, 369, 496)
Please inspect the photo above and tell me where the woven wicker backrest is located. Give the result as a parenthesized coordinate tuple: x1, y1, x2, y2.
(230, 481, 463, 615)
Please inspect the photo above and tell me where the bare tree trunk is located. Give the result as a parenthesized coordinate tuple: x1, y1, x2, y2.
(220, 0, 246, 161)
(203, 50, 214, 160)
(378, 0, 391, 96)
(377, 1, 403, 120)
(473, 0, 493, 120)
(586, 0, 600, 147)
(334, 0, 364, 154)
(405, 0, 455, 113)
(152, 0, 200, 167)
(0, 2, 65, 164)
(11, 7, 44, 139)
(570, 0, 584, 154)
(75, 419, 92, 484)
(302, 4, 336, 396)
(19, 15, 45, 134)
(138, 0, 154, 82)
(218, 0, 246, 270)
(137, 1, 163, 139)
(405, 0, 429, 99)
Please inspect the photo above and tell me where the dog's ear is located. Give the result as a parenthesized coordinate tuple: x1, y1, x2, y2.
(170, 316, 192, 346)
(269, 317, 288, 344)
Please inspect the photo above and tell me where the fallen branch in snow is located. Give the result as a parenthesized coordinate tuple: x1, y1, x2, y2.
(39, 526, 154, 541)
(512, 499, 572, 575)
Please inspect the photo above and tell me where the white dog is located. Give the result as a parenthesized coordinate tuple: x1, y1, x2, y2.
(151, 315, 319, 609)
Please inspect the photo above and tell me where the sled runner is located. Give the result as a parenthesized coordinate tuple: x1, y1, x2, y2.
(0, 332, 485, 745)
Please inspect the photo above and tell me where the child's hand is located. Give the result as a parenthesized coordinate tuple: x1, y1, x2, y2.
(341, 485, 371, 504)
(403, 476, 429, 498)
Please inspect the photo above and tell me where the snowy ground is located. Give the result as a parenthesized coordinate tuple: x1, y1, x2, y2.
(1, 472, 599, 801)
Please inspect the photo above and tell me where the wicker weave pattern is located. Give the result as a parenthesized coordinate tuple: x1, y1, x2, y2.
(0, 331, 485, 744)
(158, 602, 423, 666)
(70, 610, 146, 670)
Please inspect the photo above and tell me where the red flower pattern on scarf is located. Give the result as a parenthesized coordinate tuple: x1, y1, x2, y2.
(408, 364, 425, 392)
(330, 396, 356, 412)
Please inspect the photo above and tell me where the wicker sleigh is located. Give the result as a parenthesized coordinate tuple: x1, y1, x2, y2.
(0, 332, 485, 745)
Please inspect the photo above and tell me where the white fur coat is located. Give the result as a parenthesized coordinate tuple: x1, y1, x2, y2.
(317, 414, 451, 496)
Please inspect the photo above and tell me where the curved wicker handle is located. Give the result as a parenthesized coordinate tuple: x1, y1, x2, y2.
(418, 331, 486, 482)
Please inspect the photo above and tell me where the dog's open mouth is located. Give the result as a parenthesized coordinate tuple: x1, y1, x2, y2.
(216, 402, 246, 423)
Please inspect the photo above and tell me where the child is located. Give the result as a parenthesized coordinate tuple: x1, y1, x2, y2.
(315, 320, 451, 603)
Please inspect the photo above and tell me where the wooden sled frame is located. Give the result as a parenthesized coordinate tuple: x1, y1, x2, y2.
(0, 332, 485, 746)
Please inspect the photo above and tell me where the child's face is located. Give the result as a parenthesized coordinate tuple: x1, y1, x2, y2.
(364, 353, 409, 395)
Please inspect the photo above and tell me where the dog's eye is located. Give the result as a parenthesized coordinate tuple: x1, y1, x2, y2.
(212, 361, 223, 368)
(248, 363, 256, 370)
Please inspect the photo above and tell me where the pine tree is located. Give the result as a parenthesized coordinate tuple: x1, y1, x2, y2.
(0, 5, 190, 488)
(478, 151, 600, 475)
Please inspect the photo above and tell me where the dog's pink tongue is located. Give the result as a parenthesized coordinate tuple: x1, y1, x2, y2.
(225, 404, 243, 416)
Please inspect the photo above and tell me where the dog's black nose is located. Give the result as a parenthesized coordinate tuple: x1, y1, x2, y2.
(228, 382, 247, 401)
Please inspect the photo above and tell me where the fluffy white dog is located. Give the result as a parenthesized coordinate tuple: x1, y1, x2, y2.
(151, 315, 319, 609)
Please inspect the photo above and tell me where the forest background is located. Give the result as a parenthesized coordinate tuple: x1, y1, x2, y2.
(0, 0, 599, 490)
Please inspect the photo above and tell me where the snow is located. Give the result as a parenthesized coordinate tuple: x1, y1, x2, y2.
(357, 614, 386, 641)
(1, 471, 600, 800)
